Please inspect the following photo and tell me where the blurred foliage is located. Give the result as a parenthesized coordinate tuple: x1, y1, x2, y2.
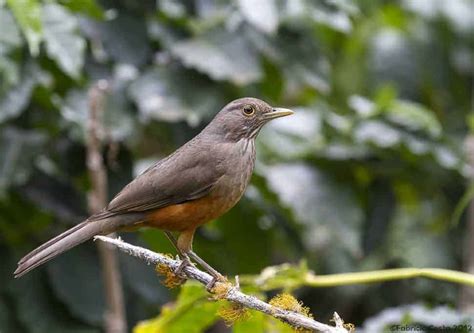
(0, 0, 473, 331)
(134, 282, 222, 333)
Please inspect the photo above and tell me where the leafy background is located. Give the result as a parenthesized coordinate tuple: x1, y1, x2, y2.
(0, 0, 473, 332)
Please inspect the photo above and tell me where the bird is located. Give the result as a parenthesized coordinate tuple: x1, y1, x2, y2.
(14, 97, 293, 285)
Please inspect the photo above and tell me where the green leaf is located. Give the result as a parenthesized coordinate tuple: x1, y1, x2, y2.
(59, 89, 88, 138)
(233, 310, 265, 333)
(246, 261, 310, 291)
(278, 1, 354, 33)
(59, 0, 104, 20)
(259, 57, 283, 100)
(348, 95, 377, 118)
(233, 309, 295, 333)
(0, 8, 23, 54)
(266, 318, 297, 333)
(98, 14, 150, 66)
(386, 100, 442, 138)
(0, 57, 20, 95)
(374, 84, 397, 109)
(247, 30, 329, 94)
(42, 3, 85, 78)
(0, 127, 46, 195)
(128, 68, 225, 125)
(467, 114, 474, 133)
(432, 145, 460, 170)
(263, 163, 363, 261)
(369, 29, 418, 96)
(158, 0, 186, 19)
(403, 1, 474, 34)
(353, 120, 402, 148)
(387, 203, 455, 268)
(258, 108, 323, 159)
(0, 62, 42, 123)
(133, 282, 220, 333)
(237, 0, 278, 34)
(103, 87, 137, 142)
(171, 30, 262, 85)
(6, 0, 42, 55)
(311, 7, 353, 33)
(60, 87, 136, 142)
(326, 0, 359, 16)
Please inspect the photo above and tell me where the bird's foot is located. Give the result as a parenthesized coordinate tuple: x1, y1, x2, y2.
(155, 264, 185, 289)
(183, 250, 228, 291)
(175, 255, 194, 278)
(155, 254, 193, 288)
(208, 274, 232, 299)
(206, 272, 228, 292)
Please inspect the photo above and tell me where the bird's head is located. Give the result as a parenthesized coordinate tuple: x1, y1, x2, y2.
(206, 97, 294, 141)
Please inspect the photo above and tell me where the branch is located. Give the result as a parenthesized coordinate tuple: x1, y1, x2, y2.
(94, 236, 349, 333)
(87, 81, 127, 333)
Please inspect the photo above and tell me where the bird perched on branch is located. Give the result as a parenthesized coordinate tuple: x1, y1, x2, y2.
(14, 97, 293, 286)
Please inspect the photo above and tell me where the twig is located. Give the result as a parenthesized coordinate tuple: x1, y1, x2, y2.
(238, 262, 474, 291)
(303, 268, 474, 287)
(94, 236, 349, 333)
(87, 81, 127, 333)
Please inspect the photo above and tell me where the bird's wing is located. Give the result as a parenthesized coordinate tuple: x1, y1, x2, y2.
(91, 141, 223, 219)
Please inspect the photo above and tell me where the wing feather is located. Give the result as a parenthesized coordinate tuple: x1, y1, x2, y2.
(92, 139, 223, 219)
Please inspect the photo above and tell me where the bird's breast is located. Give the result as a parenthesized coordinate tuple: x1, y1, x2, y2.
(211, 138, 256, 207)
(145, 139, 256, 232)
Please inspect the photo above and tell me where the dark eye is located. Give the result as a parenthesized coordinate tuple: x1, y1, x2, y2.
(242, 105, 255, 116)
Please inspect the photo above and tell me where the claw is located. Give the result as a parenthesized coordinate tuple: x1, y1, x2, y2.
(175, 255, 194, 278)
(206, 272, 227, 291)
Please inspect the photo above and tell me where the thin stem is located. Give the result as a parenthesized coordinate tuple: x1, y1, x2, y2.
(87, 81, 127, 333)
(304, 268, 474, 287)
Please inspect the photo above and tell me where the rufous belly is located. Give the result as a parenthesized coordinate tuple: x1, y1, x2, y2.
(144, 194, 235, 232)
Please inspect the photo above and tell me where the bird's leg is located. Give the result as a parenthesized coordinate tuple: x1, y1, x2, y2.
(170, 229, 227, 290)
(187, 250, 226, 289)
(164, 231, 194, 278)
(163, 231, 183, 256)
(174, 255, 192, 278)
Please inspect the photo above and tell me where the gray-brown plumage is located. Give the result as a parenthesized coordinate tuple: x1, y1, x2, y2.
(14, 97, 293, 279)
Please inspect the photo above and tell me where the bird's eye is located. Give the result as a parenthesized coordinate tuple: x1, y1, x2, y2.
(242, 105, 255, 116)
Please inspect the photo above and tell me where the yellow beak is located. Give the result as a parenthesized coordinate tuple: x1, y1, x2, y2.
(264, 108, 294, 120)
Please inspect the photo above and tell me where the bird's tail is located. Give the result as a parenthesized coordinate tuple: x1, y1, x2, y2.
(14, 218, 112, 278)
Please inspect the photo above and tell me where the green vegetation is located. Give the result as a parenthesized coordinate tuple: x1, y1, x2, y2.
(0, 0, 473, 332)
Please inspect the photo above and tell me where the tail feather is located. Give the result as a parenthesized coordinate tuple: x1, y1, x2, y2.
(14, 219, 109, 278)
(18, 221, 89, 265)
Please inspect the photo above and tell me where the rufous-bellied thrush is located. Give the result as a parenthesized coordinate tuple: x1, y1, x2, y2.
(14, 97, 293, 285)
